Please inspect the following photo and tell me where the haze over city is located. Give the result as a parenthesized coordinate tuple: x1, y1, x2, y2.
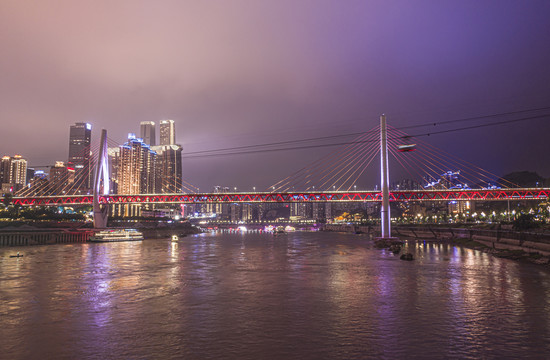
(4, 2, 550, 360)
(1, 1, 549, 190)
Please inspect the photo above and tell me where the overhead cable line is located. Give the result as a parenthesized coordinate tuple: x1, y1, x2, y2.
(182, 112, 550, 159)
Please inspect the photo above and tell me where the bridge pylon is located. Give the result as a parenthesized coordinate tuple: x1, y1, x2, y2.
(93, 129, 110, 228)
(378, 114, 398, 241)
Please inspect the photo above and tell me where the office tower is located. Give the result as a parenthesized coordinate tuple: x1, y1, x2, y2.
(0, 156, 11, 184)
(151, 144, 182, 193)
(49, 161, 70, 194)
(140, 121, 156, 146)
(0, 155, 28, 192)
(68, 123, 92, 189)
(159, 119, 175, 145)
(115, 134, 157, 195)
(26, 168, 35, 185)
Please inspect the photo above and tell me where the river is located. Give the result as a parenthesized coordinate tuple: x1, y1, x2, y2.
(1, 231, 550, 359)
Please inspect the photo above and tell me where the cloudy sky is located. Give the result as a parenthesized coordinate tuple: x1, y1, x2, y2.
(1, 1, 549, 191)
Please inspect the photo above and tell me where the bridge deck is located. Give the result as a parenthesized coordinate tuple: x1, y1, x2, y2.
(12, 188, 550, 206)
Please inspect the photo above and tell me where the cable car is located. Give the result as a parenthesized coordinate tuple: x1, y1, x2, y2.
(398, 144, 416, 152)
(397, 135, 416, 152)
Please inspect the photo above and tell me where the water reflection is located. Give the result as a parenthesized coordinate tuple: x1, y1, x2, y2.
(1, 232, 550, 359)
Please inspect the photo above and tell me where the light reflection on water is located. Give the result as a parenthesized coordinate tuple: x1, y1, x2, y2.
(1, 231, 550, 359)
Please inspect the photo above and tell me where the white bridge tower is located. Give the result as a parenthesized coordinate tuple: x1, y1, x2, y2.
(93, 129, 110, 228)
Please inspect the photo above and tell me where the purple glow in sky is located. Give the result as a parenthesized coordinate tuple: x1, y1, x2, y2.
(1, 1, 549, 190)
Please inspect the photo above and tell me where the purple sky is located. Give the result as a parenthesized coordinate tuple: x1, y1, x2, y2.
(1, 1, 549, 191)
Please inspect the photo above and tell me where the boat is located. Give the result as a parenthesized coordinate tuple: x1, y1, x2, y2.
(171, 234, 179, 242)
(10, 252, 24, 258)
(389, 244, 402, 254)
(274, 226, 286, 235)
(89, 229, 144, 242)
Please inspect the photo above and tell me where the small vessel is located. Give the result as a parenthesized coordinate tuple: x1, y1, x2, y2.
(389, 244, 402, 254)
(171, 235, 179, 242)
(90, 229, 144, 242)
(274, 226, 286, 235)
(10, 252, 24, 258)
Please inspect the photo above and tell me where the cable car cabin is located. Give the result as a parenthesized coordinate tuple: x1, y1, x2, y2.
(397, 144, 416, 152)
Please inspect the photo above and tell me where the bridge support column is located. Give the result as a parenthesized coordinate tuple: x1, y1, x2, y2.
(377, 114, 398, 241)
(93, 129, 110, 228)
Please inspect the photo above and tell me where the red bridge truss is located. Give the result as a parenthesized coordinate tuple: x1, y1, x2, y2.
(12, 188, 550, 206)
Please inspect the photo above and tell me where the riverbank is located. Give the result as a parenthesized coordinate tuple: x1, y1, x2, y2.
(395, 226, 550, 266)
(321, 223, 550, 266)
(0, 221, 201, 246)
(449, 237, 550, 265)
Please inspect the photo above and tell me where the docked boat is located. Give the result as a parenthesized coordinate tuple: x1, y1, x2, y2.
(89, 229, 144, 242)
(274, 226, 286, 235)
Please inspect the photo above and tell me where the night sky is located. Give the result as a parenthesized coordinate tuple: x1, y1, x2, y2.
(1, 1, 549, 191)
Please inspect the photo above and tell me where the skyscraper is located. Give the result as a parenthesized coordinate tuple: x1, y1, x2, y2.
(0, 155, 27, 192)
(154, 145, 182, 193)
(0, 156, 11, 185)
(49, 161, 70, 195)
(115, 134, 157, 195)
(140, 121, 156, 146)
(159, 120, 175, 145)
(68, 123, 92, 189)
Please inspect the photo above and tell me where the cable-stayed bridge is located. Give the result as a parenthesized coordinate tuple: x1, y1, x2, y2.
(11, 116, 550, 230)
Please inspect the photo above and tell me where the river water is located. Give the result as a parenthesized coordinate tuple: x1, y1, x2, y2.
(1, 231, 550, 359)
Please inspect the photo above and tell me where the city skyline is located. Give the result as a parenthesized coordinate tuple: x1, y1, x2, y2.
(1, 1, 549, 190)
(2, 3, 550, 358)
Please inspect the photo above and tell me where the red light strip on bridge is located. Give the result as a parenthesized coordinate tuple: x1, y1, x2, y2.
(12, 189, 550, 206)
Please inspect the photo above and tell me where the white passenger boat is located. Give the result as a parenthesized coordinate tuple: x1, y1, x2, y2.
(89, 229, 144, 242)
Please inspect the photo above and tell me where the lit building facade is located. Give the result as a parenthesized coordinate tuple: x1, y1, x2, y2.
(49, 161, 70, 194)
(152, 145, 183, 193)
(0, 156, 12, 185)
(0, 155, 28, 192)
(140, 121, 156, 146)
(68, 123, 92, 189)
(159, 119, 176, 145)
(115, 134, 157, 195)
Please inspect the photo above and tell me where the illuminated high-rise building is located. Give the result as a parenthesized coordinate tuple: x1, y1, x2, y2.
(0, 155, 27, 192)
(152, 144, 182, 193)
(115, 134, 157, 195)
(11, 155, 27, 191)
(159, 120, 175, 145)
(68, 123, 92, 189)
(140, 121, 156, 146)
(0, 156, 11, 185)
(49, 161, 70, 195)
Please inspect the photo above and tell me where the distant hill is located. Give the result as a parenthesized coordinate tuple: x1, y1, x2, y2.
(498, 171, 547, 188)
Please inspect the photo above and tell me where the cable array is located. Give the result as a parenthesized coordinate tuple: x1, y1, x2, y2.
(268, 127, 380, 192)
(181, 106, 550, 159)
(387, 125, 519, 190)
(17, 142, 98, 197)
